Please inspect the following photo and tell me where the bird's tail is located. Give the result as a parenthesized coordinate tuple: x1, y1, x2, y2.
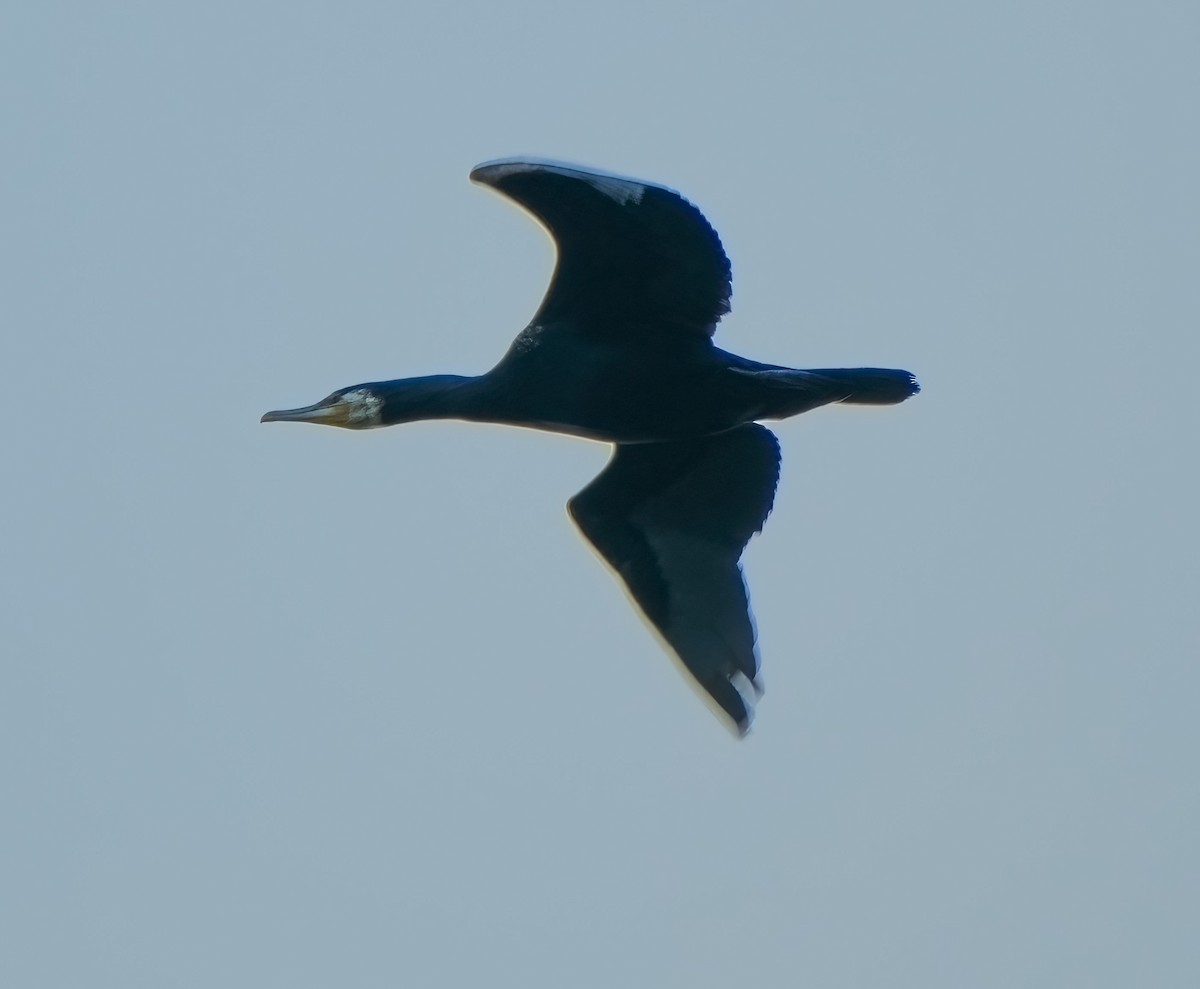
(803, 368, 921, 405)
(735, 366, 920, 418)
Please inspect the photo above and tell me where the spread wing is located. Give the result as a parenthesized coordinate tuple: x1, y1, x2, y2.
(568, 424, 781, 734)
(470, 158, 732, 338)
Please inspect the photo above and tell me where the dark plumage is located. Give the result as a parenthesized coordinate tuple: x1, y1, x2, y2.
(262, 158, 919, 734)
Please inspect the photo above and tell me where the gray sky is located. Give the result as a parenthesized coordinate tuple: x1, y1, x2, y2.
(4, 2, 1197, 986)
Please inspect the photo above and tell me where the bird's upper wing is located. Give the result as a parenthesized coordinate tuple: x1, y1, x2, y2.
(470, 158, 732, 338)
(568, 424, 781, 734)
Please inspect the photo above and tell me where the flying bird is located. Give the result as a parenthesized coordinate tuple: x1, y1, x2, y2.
(262, 158, 919, 735)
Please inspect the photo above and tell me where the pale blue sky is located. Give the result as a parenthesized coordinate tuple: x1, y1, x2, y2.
(3, 2, 1197, 986)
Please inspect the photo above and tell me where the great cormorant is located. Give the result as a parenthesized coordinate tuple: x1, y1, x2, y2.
(262, 158, 919, 735)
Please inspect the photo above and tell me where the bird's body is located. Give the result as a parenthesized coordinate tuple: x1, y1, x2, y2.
(263, 158, 919, 734)
(481, 325, 746, 442)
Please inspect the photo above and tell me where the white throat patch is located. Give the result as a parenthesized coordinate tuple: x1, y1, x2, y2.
(341, 388, 384, 426)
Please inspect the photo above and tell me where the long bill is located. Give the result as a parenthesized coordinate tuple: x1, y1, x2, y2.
(260, 399, 349, 426)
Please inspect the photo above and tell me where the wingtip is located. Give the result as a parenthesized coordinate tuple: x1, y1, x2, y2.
(716, 671, 762, 738)
(468, 158, 511, 186)
(469, 157, 582, 187)
(730, 708, 755, 739)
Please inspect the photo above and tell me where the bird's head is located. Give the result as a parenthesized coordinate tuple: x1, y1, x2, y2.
(261, 375, 475, 429)
(260, 385, 385, 429)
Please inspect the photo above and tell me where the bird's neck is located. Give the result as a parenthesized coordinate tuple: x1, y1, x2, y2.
(375, 374, 497, 426)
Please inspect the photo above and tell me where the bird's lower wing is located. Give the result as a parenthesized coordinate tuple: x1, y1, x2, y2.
(568, 424, 781, 734)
